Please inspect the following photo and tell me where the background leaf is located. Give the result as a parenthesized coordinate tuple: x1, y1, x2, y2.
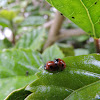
(20, 16, 46, 26)
(0, 49, 43, 78)
(57, 43, 75, 56)
(0, 17, 10, 27)
(0, 39, 12, 50)
(42, 44, 65, 63)
(74, 49, 89, 56)
(0, 48, 43, 99)
(0, 10, 16, 21)
(47, 0, 100, 38)
(16, 28, 46, 51)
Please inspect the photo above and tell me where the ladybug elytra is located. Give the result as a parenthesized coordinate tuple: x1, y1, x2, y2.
(44, 58, 66, 71)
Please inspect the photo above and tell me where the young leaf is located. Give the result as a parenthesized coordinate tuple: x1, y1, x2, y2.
(16, 28, 45, 51)
(42, 44, 65, 63)
(46, 0, 100, 38)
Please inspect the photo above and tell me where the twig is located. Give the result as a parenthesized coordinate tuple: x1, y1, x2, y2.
(43, 11, 65, 49)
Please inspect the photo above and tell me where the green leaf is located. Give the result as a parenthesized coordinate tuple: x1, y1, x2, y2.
(0, 38, 12, 50)
(13, 16, 24, 24)
(0, 17, 10, 27)
(16, 28, 45, 51)
(74, 49, 89, 56)
(0, 40, 6, 50)
(25, 86, 72, 100)
(0, 10, 16, 21)
(25, 54, 100, 99)
(0, 75, 37, 100)
(47, 0, 100, 38)
(20, 16, 46, 26)
(65, 80, 100, 100)
(57, 43, 75, 56)
(42, 44, 65, 63)
(3, 81, 32, 100)
(0, 49, 43, 78)
(5, 87, 32, 100)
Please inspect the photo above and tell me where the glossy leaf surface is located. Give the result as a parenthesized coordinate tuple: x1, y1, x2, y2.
(5, 87, 32, 100)
(25, 86, 72, 100)
(25, 54, 100, 100)
(4, 44, 66, 100)
(47, 0, 100, 38)
(66, 80, 100, 100)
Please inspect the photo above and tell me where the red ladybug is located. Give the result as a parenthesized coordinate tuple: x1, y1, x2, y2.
(44, 61, 59, 71)
(54, 58, 66, 71)
(44, 58, 66, 71)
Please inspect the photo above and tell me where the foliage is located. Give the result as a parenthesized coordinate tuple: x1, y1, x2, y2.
(66, 80, 100, 100)
(0, 48, 43, 99)
(5, 53, 100, 100)
(0, 0, 99, 100)
(16, 28, 46, 51)
(42, 44, 65, 63)
(21, 16, 46, 26)
(0, 10, 16, 21)
(0, 38, 12, 50)
(47, 0, 100, 38)
(57, 43, 75, 56)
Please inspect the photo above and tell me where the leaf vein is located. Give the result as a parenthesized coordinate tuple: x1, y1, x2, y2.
(80, 0, 96, 37)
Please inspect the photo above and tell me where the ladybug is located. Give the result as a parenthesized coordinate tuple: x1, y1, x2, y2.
(54, 58, 66, 71)
(44, 58, 66, 71)
(44, 61, 59, 71)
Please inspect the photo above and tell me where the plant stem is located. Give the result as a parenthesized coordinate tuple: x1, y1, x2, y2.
(43, 11, 65, 50)
(94, 38, 100, 53)
(12, 33, 15, 45)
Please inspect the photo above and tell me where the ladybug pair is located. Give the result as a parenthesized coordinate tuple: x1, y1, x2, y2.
(44, 58, 66, 71)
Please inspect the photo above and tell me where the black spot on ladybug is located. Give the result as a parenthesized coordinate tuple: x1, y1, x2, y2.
(62, 64, 64, 66)
(95, 2, 97, 4)
(72, 17, 75, 19)
(50, 66, 53, 69)
(56, 59, 59, 62)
